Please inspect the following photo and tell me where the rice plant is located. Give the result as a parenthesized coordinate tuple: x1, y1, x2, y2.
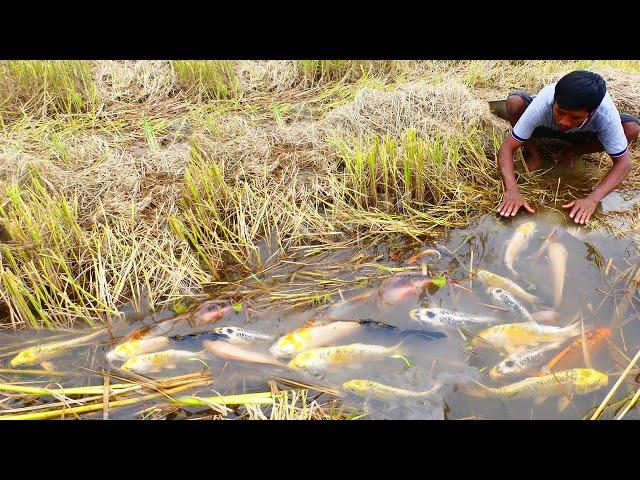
(5, 60, 99, 116)
(172, 61, 240, 101)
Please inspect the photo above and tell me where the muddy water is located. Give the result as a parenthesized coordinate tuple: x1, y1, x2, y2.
(1, 212, 639, 420)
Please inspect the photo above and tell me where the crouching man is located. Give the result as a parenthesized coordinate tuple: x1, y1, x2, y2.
(496, 70, 640, 224)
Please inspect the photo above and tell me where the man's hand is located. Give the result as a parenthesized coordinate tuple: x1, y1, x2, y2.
(562, 196, 598, 224)
(559, 146, 577, 167)
(497, 189, 535, 217)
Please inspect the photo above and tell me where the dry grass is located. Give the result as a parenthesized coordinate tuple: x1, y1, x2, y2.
(0, 60, 639, 328)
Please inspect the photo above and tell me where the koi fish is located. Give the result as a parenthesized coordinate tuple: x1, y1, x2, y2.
(540, 328, 612, 374)
(548, 242, 568, 309)
(202, 339, 281, 366)
(343, 379, 442, 400)
(212, 327, 274, 345)
(504, 221, 536, 276)
(287, 341, 407, 378)
(106, 336, 171, 362)
(487, 287, 534, 322)
(120, 349, 203, 374)
(409, 307, 496, 328)
(128, 314, 190, 340)
(474, 269, 541, 303)
(376, 274, 434, 308)
(269, 320, 402, 359)
(190, 302, 233, 328)
(472, 321, 581, 354)
(464, 368, 608, 404)
(11, 328, 110, 368)
(489, 343, 563, 380)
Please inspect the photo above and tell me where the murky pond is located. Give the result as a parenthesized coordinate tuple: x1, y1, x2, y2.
(1, 211, 639, 420)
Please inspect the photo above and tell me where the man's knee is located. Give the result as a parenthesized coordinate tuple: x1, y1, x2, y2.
(622, 121, 640, 144)
(506, 95, 528, 127)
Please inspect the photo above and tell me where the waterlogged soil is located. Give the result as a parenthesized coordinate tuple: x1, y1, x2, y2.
(1, 212, 639, 420)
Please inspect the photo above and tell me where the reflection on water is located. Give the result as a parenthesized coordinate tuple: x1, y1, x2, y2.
(1, 211, 639, 420)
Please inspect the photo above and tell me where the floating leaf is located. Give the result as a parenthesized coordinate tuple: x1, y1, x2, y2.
(173, 300, 189, 314)
(389, 354, 413, 368)
(432, 276, 446, 288)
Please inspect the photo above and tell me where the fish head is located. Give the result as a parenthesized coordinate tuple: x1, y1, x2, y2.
(574, 369, 609, 394)
(213, 327, 236, 339)
(120, 358, 137, 371)
(378, 276, 417, 306)
(342, 379, 368, 396)
(487, 287, 504, 299)
(470, 331, 491, 348)
(10, 348, 41, 367)
(269, 332, 303, 358)
(106, 342, 133, 362)
(474, 270, 490, 287)
(409, 308, 443, 327)
(121, 357, 148, 373)
(287, 351, 326, 378)
(489, 358, 519, 379)
(518, 221, 537, 237)
(191, 302, 229, 326)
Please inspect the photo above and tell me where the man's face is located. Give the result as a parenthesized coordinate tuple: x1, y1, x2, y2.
(552, 102, 591, 131)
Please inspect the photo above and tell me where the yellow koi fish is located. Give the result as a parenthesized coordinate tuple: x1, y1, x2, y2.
(269, 321, 366, 359)
(504, 221, 536, 276)
(464, 368, 608, 404)
(120, 349, 203, 374)
(343, 379, 442, 400)
(472, 321, 581, 354)
(11, 328, 110, 368)
(106, 336, 171, 362)
(288, 341, 406, 378)
(474, 269, 540, 303)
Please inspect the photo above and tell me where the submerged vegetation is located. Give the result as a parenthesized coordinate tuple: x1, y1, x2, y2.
(0, 60, 639, 332)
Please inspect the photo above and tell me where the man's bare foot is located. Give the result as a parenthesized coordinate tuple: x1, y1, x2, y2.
(525, 154, 544, 171)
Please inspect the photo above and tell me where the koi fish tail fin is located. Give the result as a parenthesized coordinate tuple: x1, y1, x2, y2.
(398, 329, 447, 342)
(358, 319, 399, 332)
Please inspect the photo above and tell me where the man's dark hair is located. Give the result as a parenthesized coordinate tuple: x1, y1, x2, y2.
(554, 70, 607, 112)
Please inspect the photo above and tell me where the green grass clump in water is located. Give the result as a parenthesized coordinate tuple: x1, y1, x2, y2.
(4, 61, 99, 116)
(172, 61, 240, 101)
(330, 128, 505, 220)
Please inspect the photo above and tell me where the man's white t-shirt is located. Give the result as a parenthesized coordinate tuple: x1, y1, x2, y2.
(511, 83, 628, 158)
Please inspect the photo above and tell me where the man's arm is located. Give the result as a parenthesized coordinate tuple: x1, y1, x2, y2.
(562, 151, 632, 224)
(496, 135, 535, 217)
